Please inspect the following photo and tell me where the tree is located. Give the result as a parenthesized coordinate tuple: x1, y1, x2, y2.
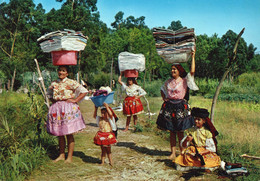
(0, 0, 41, 90)
(168, 20, 183, 31)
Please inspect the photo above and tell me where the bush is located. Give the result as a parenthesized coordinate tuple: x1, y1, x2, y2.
(142, 79, 164, 97)
(0, 92, 56, 180)
(235, 72, 260, 87)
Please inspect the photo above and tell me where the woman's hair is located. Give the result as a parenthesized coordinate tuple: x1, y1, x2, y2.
(126, 77, 138, 86)
(171, 64, 187, 78)
(58, 65, 70, 73)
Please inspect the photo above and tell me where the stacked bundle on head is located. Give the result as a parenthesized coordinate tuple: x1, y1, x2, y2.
(37, 29, 88, 66)
(153, 27, 196, 63)
(118, 52, 145, 77)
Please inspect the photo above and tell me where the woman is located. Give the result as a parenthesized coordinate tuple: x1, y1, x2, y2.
(118, 72, 146, 132)
(46, 65, 88, 163)
(156, 51, 199, 160)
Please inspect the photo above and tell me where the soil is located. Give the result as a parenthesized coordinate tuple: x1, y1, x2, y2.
(27, 100, 221, 181)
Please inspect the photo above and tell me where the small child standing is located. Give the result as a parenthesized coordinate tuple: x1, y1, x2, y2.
(93, 103, 117, 166)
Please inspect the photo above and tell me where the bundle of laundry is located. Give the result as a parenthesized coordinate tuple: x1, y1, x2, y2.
(153, 27, 196, 63)
(37, 29, 88, 53)
(37, 29, 88, 66)
(118, 52, 145, 77)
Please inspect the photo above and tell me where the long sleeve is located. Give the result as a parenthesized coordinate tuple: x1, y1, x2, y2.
(205, 138, 216, 153)
(109, 117, 117, 131)
(96, 116, 100, 126)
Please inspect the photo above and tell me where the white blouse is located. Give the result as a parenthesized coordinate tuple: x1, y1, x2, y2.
(121, 82, 147, 97)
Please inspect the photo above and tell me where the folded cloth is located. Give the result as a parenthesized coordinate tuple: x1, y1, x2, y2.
(93, 90, 108, 96)
(153, 27, 196, 63)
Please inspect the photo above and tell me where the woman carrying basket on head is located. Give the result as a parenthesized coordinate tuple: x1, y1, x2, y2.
(118, 72, 147, 132)
(156, 50, 199, 160)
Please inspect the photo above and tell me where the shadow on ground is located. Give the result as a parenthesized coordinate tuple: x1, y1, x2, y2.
(116, 141, 171, 156)
(74, 151, 100, 164)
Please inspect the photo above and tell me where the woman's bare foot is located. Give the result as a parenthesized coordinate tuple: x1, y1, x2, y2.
(100, 162, 104, 166)
(109, 162, 113, 167)
(169, 153, 176, 160)
(122, 128, 129, 132)
(65, 158, 72, 163)
(53, 154, 65, 162)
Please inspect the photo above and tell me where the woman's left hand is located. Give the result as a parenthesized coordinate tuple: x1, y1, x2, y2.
(67, 99, 77, 103)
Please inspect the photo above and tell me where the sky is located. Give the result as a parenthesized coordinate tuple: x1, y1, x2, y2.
(2, 0, 260, 52)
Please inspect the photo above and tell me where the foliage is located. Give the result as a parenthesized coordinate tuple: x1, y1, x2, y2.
(142, 79, 164, 97)
(0, 92, 56, 180)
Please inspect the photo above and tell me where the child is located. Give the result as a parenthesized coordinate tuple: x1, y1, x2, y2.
(174, 107, 221, 171)
(46, 65, 88, 163)
(118, 72, 147, 132)
(156, 51, 198, 160)
(93, 102, 117, 166)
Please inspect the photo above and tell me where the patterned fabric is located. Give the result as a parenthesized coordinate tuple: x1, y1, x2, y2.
(46, 101, 86, 136)
(161, 73, 198, 100)
(121, 82, 146, 97)
(174, 146, 221, 168)
(123, 96, 144, 116)
(47, 77, 88, 101)
(94, 131, 117, 146)
(156, 99, 194, 132)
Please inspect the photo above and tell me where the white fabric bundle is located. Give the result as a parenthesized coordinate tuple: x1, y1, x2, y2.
(118, 52, 145, 72)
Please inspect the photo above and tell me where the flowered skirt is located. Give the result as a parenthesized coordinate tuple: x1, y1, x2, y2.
(123, 96, 144, 116)
(174, 146, 221, 168)
(46, 101, 86, 136)
(156, 99, 194, 132)
(94, 131, 117, 146)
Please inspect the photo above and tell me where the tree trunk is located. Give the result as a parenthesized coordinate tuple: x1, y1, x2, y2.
(210, 28, 245, 123)
(10, 67, 16, 91)
(110, 58, 114, 88)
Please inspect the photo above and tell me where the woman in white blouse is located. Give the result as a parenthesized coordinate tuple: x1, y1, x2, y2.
(118, 72, 147, 132)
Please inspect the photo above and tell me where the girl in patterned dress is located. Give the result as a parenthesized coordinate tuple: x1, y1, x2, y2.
(46, 65, 88, 163)
(156, 50, 199, 160)
(118, 72, 147, 132)
(93, 103, 117, 166)
(174, 108, 221, 171)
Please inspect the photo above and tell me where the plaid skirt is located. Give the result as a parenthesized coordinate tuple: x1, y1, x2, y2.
(156, 99, 194, 132)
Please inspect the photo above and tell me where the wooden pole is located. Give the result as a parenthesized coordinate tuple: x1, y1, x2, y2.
(210, 28, 245, 123)
(34, 59, 50, 108)
(110, 58, 114, 88)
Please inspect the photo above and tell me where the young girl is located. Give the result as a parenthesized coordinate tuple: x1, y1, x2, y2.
(156, 51, 199, 160)
(93, 103, 117, 166)
(46, 65, 88, 163)
(174, 107, 221, 171)
(118, 72, 147, 132)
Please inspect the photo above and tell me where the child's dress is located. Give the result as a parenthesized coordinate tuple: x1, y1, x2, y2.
(174, 127, 221, 169)
(121, 82, 146, 116)
(156, 73, 199, 132)
(46, 77, 88, 136)
(94, 116, 117, 146)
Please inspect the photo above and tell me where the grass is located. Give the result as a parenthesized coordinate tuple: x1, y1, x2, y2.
(137, 96, 260, 180)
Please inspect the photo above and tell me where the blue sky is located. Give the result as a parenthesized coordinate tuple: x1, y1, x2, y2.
(2, 0, 260, 51)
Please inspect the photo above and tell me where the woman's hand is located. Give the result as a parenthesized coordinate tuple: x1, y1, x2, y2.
(67, 99, 77, 103)
(186, 135, 193, 142)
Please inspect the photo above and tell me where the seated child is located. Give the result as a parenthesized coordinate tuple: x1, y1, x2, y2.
(93, 103, 117, 166)
(174, 107, 221, 171)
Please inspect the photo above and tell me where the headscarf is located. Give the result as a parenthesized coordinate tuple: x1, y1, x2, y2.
(171, 63, 187, 78)
(191, 107, 219, 151)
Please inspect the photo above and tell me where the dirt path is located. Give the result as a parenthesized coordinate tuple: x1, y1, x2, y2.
(28, 100, 220, 181)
